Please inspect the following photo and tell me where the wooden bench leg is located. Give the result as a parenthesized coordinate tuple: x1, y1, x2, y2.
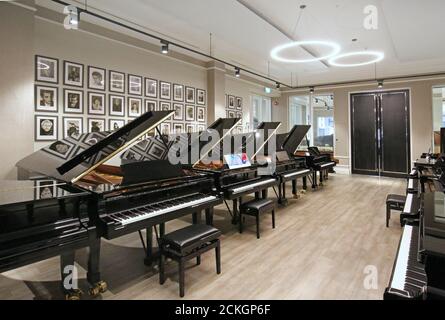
(215, 240, 221, 274)
(256, 214, 260, 239)
(386, 204, 390, 227)
(272, 209, 275, 229)
(239, 211, 243, 234)
(196, 255, 201, 265)
(159, 253, 165, 285)
(179, 258, 185, 298)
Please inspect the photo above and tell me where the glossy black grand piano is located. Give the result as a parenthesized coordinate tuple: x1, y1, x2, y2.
(7, 111, 222, 299)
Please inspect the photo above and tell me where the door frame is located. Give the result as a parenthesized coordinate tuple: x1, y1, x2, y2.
(348, 88, 412, 177)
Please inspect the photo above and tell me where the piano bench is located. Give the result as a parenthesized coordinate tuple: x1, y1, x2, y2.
(159, 224, 222, 297)
(239, 198, 276, 239)
(386, 194, 406, 227)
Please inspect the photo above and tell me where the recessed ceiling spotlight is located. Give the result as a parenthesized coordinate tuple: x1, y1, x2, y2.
(378, 80, 384, 88)
(328, 51, 384, 67)
(270, 40, 341, 63)
(309, 86, 314, 93)
(235, 67, 240, 78)
(161, 41, 169, 54)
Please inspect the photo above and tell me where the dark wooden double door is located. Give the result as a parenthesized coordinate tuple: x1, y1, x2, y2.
(351, 90, 410, 178)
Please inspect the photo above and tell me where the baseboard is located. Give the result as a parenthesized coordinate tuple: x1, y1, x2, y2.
(333, 165, 351, 175)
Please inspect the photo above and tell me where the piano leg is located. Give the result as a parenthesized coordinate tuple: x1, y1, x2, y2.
(160, 223, 165, 238)
(60, 251, 81, 300)
(319, 170, 324, 186)
(278, 182, 283, 202)
(278, 183, 288, 206)
(87, 238, 107, 297)
(231, 198, 239, 225)
(262, 189, 268, 199)
(205, 207, 214, 226)
(312, 171, 317, 188)
(144, 226, 155, 266)
(255, 191, 260, 200)
(303, 176, 307, 190)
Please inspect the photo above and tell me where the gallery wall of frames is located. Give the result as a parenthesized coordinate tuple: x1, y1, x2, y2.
(34, 55, 208, 142)
(225, 93, 243, 133)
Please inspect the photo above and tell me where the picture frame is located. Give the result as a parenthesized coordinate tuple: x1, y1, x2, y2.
(63, 117, 83, 138)
(88, 66, 106, 91)
(109, 70, 125, 93)
(173, 83, 184, 102)
(35, 115, 58, 141)
(160, 81, 171, 100)
(186, 123, 195, 134)
(236, 111, 243, 119)
(109, 94, 125, 117)
(236, 96, 243, 110)
(87, 118, 106, 133)
(227, 110, 236, 118)
(185, 105, 195, 121)
(227, 95, 235, 109)
(173, 103, 184, 121)
(128, 74, 142, 96)
(109, 119, 125, 131)
(35, 180, 57, 200)
(196, 89, 206, 105)
(186, 86, 195, 103)
(145, 78, 157, 98)
(63, 89, 83, 114)
(160, 123, 171, 135)
(197, 124, 206, 132)
(145, 99, 157, 113)
(173, 123, 184, 134)
(35, 55, 58, 84)
(63, 61, 83, 87)
(35, 85, 58, 112)
(197, 106, 206, 122)
(160, 101, 171, 111)
(88, 92, 106, 115)
(128, 97, 142, 117)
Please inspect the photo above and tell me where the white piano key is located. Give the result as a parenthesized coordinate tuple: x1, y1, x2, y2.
(408, 179, 414, 190)
(403, 193, 413, 214)
(283, 169, 310, 179)
(230, 178, 276, 194)
(390, 225, 413, 291)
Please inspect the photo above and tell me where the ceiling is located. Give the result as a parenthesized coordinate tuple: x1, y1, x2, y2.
(40, 0, 445, 87)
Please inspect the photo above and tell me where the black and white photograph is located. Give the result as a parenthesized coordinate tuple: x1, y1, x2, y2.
(173, 103, 184, 120)
(63, 89, 83, 114)
(88, 66, 106, 91)
(236, 96, 242, 110)
(185, 105, 195, 121)
(173, 123, 184, 134)
(128, 97, 142, 117)
(227, 110, 235, 118)
(45, 140, 75, 160)
(145, 78, 157, 98)
(185, 86, 195, 103)
(63, 61, 83, 87)
(62, 117, 82, 138)
(35, 115, 58, 141)
(88, 92, 106, 115)
(145, 99, 157, 113)
(236, 111, 243, 119)
(173, 84, 184, 102)
(160, 123, 170, 135)
(35, 55, 58, 83)
(197, 106, 205, 122)
(35, 180, 56, 200)
(109, 70, 125, 93)
(196, 124, 206, 132)
(35, 85, 58, 112)
(109, 95, 125, 117)
(148, 142, 166, 159)
(160, 81, 171, 100)
(227, 95, 235, 109)
(87, 118, 105, 133)
(196, 89, 206, 105)
(109, 119, 125, 131)
(186, 123, 195, 134)
(160, 101, 171, 111)
(128, 74, 142, 95)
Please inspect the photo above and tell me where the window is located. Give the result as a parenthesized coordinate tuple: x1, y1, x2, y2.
(432, 86, 445, 152)
(252, 95, 271, 128)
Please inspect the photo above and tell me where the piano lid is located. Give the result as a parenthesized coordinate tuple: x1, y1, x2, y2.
(282, 125, 311, 155)
(16, 111, 174, 183)
(252, 122, 281, 159)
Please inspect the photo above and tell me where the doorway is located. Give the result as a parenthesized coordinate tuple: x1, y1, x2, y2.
(350, 90, 410, 178)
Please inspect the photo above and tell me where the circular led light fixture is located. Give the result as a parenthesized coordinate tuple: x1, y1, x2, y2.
(328, 51, 384, 67)
(270, 40, 341, 63)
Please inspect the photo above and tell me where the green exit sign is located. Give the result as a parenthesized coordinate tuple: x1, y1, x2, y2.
(264, 87, 272, 94)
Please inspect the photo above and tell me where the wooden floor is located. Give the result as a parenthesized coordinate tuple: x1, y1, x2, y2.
(0, 173, 406, 300)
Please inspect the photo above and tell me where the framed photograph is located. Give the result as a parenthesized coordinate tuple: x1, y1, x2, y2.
(109, 119, 125, 131)
(196, 89, 206, 105)
(173, 123, 184, 134)
(236, 96, 243, 110)
(87, 118, 106, 133)
(185, 105, 195, 121)
(227, 110, 236, 118)
(145, 99, 157, 113)
(197, 124, 206, 132)
(109, 95, 125, 117)
(160, 101, 171, 111)
(227, 95, 235, 109)
(35, 180, 57, 200)
(35, 85, 58, 112)
(160, 81, 171, 100)
(145, 78, 157, 98)
(63, 89, 83, 114)
(128, 97, 142, 117)
(88, 66, 106, 91)
(63, 61, 83, 87)
(109, 70, 125, 93)
(197, 106, 206, 122)
(173, 103, 184, 120)
(35, 55, 58, 84)
(35, 115, 58, 141)
(236, 111, 243, 119)
(160, 123, 171, 135)
(173, 84, 184, 102)
(186, 86, 195, 103)
(88, 92, 106, 115)
(186, 123, 195, 134)
(128, 74, 142, 96)
(63, 117, 83, 138)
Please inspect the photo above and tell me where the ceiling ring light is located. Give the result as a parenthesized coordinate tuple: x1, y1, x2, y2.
(328, 51, 384, 67)
(270, 40, 341, 63)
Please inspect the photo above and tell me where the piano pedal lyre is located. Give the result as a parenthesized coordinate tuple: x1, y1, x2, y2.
(88, 280, 108, 297)
(65, 288, 83, 300)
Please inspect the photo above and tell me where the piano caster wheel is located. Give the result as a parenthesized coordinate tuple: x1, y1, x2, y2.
(65, 289, 83, 300)
(89, 281, 107, 297)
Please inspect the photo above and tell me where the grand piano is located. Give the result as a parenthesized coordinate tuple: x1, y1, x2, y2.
(7, 111, 222, 299)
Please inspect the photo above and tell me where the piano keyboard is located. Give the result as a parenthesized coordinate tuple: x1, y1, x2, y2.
(109, 193, 217, 226)
(403, 193, 414, 214)
(283, 169, 310, 179)
(408, 179, 414, 190)
(320, 162, 335, 168)
(387, 225, 426, 298)
(229, 178, 276, 194)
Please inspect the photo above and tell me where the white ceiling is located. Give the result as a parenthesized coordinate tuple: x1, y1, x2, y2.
(42, 0, 445, 87)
